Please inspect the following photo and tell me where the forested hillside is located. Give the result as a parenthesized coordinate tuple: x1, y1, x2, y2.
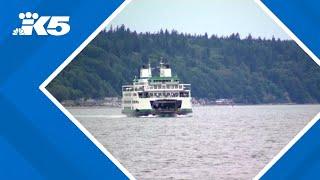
(47, 26, 320, 104)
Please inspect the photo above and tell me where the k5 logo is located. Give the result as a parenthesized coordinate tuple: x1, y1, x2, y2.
(13, 12, 70, 36)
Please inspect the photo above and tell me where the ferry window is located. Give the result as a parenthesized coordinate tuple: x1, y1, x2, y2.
(180, 91, 189, 97)
(124, 100, 133, 104)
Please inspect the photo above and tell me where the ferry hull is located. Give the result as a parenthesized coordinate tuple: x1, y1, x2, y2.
(121, 108, 192, 117)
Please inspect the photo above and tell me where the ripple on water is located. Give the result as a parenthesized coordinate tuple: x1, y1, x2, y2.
(71, 105, 320, 179)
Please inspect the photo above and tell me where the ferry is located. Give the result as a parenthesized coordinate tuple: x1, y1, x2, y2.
(121, 61, 192, 117)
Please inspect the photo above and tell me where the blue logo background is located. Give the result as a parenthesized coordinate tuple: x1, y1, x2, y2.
(0, 0, 128, 179)
(0, 0, 319, 179)
(260, 0, 320, 179)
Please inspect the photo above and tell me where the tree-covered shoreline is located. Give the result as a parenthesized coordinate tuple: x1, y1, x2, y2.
(47, 26, 320, 104)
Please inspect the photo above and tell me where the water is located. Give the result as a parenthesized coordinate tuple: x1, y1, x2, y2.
(69, 105, 320, 180)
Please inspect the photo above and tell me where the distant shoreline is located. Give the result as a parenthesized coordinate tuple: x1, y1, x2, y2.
(60, 97, 320, 108)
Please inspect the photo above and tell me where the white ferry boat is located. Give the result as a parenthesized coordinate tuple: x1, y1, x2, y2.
(121, 61, 192, 117)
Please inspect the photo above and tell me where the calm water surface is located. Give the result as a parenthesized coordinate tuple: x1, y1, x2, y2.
(69, 105, 320, 180)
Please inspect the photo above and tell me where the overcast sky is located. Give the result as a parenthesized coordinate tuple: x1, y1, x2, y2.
(107, 0, 290, 40)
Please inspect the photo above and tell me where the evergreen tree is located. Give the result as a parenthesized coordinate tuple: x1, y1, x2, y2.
(47, 27, 320, 104)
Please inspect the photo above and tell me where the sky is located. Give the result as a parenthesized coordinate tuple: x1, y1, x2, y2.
(107, 0, 290, 40)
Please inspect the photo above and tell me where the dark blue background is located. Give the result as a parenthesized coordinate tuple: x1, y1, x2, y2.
(0, 0, 128, 179)
(261, 0, 320, 179)
(0, 0, 319, 179)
